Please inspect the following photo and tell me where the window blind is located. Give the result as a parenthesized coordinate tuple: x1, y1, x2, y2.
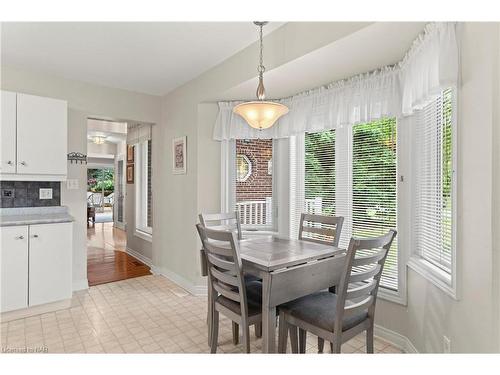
(232, 139, 275, 231)
(413, 88, 453, 275)
(352, 119, 398, 291)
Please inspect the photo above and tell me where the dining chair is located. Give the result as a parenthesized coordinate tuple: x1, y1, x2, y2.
(196, 224, 262, 353)
(199, 212, 262, 343)
(199, 212, 243, 240)
(299, 213, 344, 352)
(298, 213, 344, 247)
(277, 229, 397, 354)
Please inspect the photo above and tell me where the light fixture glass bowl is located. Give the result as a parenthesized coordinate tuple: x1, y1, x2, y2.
(233, 101, 289, 130)
(92, 136, 106, 145)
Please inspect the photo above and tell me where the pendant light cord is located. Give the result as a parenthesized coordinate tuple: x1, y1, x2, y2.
(257, 23, 265, 78)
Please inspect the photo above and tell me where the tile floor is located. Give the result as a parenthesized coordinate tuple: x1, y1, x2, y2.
(1, 275, 404, 354)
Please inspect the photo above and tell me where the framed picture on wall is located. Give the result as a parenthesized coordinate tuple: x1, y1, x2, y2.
(127, 145, 135, 163)
(172, 136, 187, 175)
(126, 164, 134, 184)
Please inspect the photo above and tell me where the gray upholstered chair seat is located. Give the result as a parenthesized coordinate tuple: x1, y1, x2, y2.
(216, 294, 262, 317)
(245, 279, 262, 302)
(279, 291, 368, 332)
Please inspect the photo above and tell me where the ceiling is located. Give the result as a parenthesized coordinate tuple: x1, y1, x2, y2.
(87, 119, 127, 144)
(1, 22, 283, 96)
(219, 22, 427, 100)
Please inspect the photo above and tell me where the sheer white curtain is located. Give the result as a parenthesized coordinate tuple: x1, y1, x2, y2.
(213, 22, 458, 141)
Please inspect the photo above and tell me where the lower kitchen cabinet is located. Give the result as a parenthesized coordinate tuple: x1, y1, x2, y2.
(28, 222, 73, 307)
(0, 225, 29, 312)
(0, 222, 73, 313)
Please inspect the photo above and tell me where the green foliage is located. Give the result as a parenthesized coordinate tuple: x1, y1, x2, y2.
(87, 168, 114, 193)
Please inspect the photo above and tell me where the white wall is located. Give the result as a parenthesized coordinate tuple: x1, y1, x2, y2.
(87, 141, 118, 155)
(0, 66, 161, 290)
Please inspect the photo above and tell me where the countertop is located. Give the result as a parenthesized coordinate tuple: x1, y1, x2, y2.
(0, 206, 74, 227)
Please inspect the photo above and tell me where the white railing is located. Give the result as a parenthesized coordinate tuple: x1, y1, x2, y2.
(236, 197, 272, 226)
(305, 197, 323, 214)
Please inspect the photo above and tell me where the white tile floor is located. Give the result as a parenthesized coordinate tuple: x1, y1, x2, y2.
(1, 275, 403, 354)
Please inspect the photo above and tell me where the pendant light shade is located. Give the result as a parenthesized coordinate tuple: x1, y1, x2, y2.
(233, 101, 289, 130)
(233, 21, 289, 130)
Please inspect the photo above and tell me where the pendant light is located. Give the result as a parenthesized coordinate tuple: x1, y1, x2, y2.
(233, 22, 289, 130)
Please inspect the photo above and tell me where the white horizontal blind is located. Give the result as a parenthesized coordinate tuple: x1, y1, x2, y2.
(301, 131, 336, 242)
(233, 139, 274, 231)
(351, 119, 398, 291)
(413, 88, 453, 275)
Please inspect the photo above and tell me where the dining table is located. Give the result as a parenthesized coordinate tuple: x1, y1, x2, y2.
(200, 235, 346, 353)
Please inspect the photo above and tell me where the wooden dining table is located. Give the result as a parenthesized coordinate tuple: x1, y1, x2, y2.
(200, 235, 346, 353)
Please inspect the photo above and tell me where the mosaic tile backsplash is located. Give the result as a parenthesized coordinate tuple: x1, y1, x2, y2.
(0, 181, 61, 208)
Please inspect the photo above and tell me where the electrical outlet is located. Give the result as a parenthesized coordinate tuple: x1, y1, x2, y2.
(39, 188, 53, 200)
(443, 336, 451, 353)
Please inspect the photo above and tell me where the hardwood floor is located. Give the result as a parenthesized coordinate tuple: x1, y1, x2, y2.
(87, 222, 151, 286)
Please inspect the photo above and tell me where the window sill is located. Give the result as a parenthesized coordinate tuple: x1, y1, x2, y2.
(407, 257, 457, 300)
(134, 229, 152, 242)
(378, 288, 406, 306)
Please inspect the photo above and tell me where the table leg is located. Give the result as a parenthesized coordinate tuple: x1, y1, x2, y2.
(262, 272, 276, 353)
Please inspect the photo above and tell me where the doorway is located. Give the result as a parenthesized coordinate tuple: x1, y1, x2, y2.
(87, 167, 114, 224)
(86, 118, 151, 286)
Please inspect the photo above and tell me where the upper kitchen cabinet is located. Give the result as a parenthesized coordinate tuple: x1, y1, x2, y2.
(0, 91, 17, 174)
(17, 93, 68, 177)
(0, 91, 68, 181)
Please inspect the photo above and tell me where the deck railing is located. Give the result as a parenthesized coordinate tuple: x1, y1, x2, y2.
(236, 197, 273, 226)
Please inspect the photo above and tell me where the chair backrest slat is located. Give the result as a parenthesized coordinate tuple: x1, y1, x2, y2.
(298, 213, 344, 247)
(343, 295, 374, 317)
(345, 279, 377, 300)
(348, 264, 382, 284)
(206, 253, 237, 274)
(333, 229, 397, 334)
(213, 282, 241, 302)
(199, 212, 242, 240)
(351, 250, 388, 267)
(210, 267, 240, 287)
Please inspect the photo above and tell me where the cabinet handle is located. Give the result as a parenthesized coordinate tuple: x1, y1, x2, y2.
(32, 234, 39, 238)
(7, 160, 13, 165)
(16, 235, 24, 240)
(19, 161, 27, 166)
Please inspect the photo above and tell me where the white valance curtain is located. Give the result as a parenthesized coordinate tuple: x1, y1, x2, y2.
(213, 22, 458, 141)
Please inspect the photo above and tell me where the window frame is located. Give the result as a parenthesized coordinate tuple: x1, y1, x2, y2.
(407, 87, 458, 300)
(134, 140, 153, 241)
(221, 139, 278, 234)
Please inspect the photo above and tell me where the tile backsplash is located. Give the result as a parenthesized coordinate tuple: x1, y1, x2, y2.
(0, 181, 61, 208)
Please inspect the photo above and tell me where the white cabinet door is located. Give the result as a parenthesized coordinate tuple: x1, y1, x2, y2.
(16, 93, 67, 176)
(29, 223, 72, 306)
(0, 226, 29, 313)
(0, 91, 17, 174)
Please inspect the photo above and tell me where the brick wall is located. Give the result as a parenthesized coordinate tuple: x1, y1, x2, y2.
(235, 139, 272, 202)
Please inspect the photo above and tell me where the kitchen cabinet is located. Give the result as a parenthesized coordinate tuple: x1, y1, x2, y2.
(0, 90, 68, 180)
(0, 222, 72, 313)
(0, 90, 17, 174)
(0, 226, 29, 312)
(28, 222, 73, 306)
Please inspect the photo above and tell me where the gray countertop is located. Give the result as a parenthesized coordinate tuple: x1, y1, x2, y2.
(0, 206, 74, 227)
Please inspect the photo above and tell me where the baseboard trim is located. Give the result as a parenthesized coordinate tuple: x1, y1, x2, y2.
(154, 266, 207, 297)
(1, 299, 72, 323)
(72, 279, 89, 292)
(126, 247, 153, 267)
(374, 324, 418, 353)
